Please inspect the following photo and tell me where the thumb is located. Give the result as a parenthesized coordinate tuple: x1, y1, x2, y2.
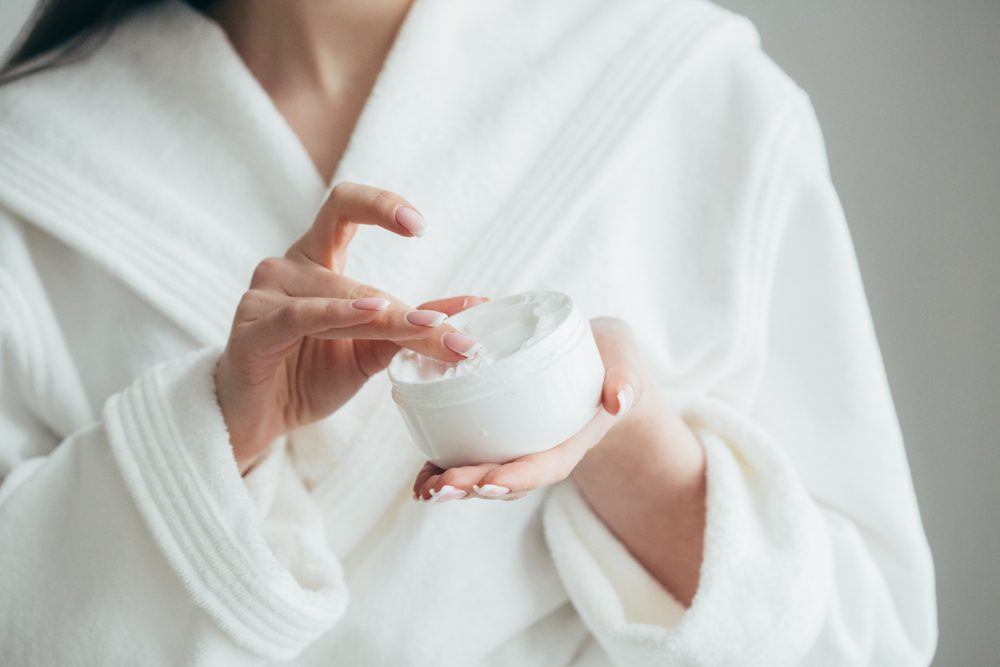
(590, 317, 643, 417)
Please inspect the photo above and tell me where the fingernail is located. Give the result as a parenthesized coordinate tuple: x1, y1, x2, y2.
(406, 310, 447, 327)
(616, 384, 635, 417)
(352, 297, 390, 311)
(443, 332, 483, 358)
(429, 485, 467, 503)
(472, 483, 509, 498)
(395, 205, 427, 237)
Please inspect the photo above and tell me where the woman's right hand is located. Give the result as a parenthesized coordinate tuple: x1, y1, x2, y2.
(215, 182, 484, 472)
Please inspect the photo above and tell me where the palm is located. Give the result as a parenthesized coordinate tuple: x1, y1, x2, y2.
(215, 181, 481, 472)
(412, 318, 645, 502)
(284, 336, 396, 428)
(274, 294, 477, 434)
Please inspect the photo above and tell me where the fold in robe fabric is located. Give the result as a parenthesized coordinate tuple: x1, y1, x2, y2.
(0, 0, 936, 664)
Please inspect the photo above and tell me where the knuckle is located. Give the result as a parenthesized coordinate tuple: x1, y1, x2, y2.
(324, 182, 356, 222)
(349, 283, 385, 301)
(329, 181, 355, 202)
(323, 299, 345, 320)
(278, 302, 303, 329)
(371, 189, 398, 215)
(251, 257, 284, 286)
(236, 289, 266, 316)
(439, 469, 464, 487)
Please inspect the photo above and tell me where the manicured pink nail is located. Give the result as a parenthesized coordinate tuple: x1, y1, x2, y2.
(395, 205, 427, 237)
(429, 485, 467, 503)
(443, 332, 483, 358)
(352, 297, 390, 311)
(472, 483, 509, 498)
(616, 384, 635, 417)
(406, 310, 447, 327)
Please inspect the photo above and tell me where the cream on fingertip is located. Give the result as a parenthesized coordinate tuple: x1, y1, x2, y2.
(429, 485, 467, 502)
(472, 483, 510, 498)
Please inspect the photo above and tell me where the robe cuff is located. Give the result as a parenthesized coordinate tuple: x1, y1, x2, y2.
(544, 398, 832, 665)
(103, 347, 347, 661)
(545, 479, 687, 620)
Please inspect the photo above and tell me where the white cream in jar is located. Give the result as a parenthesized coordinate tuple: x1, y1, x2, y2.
(388, 291, 605, 468)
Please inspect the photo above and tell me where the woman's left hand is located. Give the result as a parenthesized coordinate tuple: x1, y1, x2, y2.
(413, 316, 660, 502)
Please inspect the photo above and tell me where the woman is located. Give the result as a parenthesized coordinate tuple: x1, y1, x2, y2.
(0, 0, 936, 664)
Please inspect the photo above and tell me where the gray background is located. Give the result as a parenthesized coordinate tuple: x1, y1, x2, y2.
(712, 3, 1000, 664)
(3, 1, 998, 664)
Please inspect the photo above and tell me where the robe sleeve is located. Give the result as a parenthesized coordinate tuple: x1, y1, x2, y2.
(0, 332, 348, 664)
(542, 93, 937, 666)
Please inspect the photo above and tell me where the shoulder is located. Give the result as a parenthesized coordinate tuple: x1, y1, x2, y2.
(602, 2, 825, 222)
(658, 3, 813, 156)
(577, 7, 835, 368)
(0, 1, 231, 233)
(592, 7, 831, 273)
(0, 1, 214, 133)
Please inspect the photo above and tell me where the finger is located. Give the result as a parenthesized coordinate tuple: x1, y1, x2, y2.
(233, 287, 282, 323)
(273, 262, 487, 323)
(412, 461, 444, 499)
(602, 364, 641, 417)
(416, 462, 501, 502)
(472, 410, 617, 497)
(244, 261, 482, 362)
(246, 256, 369, 303)
(256, 254, 382, 300)
(240, 297, 385, 355)
(251, 259, 440, 321)
(290, 182, 427, 269)
(590, 317, 644, 417)
(311, 308, 480, 363)
(496, 491, 530, 502)
(250, 259, 484, 326)
(354, 295, 490, 374)
(416, 295, 490, 317)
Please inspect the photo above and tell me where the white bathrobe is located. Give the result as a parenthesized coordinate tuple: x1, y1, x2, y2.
(0, 0, 936, 664)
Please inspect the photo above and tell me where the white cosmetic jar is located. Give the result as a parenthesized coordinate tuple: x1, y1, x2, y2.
(388, 291, 605, 468)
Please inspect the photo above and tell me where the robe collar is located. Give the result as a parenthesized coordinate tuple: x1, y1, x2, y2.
(0, 0, 743, 346)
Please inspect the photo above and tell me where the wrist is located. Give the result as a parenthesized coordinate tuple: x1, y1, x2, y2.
(569, 385, 707, 605)
(214, 356, 282, 473)
(573, 385, 705, 486)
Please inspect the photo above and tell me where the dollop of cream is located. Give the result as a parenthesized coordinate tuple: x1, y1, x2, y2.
(391, 292, 570, 383)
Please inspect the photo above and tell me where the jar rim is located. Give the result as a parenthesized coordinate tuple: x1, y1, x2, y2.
(388, 291, 585, 403)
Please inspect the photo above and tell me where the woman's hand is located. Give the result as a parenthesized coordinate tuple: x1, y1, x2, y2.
(412, 317, 700, 501)
(216, 182, 485, 472)
(411, 315, 707, 604)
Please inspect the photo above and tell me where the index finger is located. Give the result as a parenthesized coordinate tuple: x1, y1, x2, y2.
(417, 295, 490, 316)
(290, 182, 427, 270)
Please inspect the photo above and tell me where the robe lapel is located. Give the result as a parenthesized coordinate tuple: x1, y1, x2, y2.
(0, 0, 741, 550)
(0, 0, 737, 347)
(331, 0, 741, 301)
(271, 0, 746, 554)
